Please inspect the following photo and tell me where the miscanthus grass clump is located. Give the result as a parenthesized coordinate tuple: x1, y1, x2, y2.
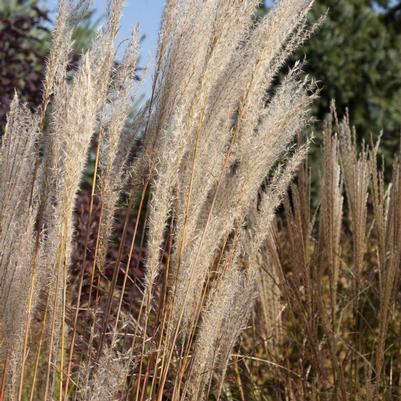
(236, 107, 401, 401)
(0, 0, 320, 399)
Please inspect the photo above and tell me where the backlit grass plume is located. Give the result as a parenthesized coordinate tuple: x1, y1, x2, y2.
(0, 0, 318, 400)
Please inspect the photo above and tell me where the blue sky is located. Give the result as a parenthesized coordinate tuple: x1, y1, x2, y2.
(88, 0, 165, 97)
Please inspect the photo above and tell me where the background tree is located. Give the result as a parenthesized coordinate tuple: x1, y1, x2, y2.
(264, 0, 401, 162)
(0, 0, 97, 132)
(0, 0, 50, 128)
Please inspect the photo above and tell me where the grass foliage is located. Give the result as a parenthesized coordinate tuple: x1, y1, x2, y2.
(0, 1, 399, 400)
